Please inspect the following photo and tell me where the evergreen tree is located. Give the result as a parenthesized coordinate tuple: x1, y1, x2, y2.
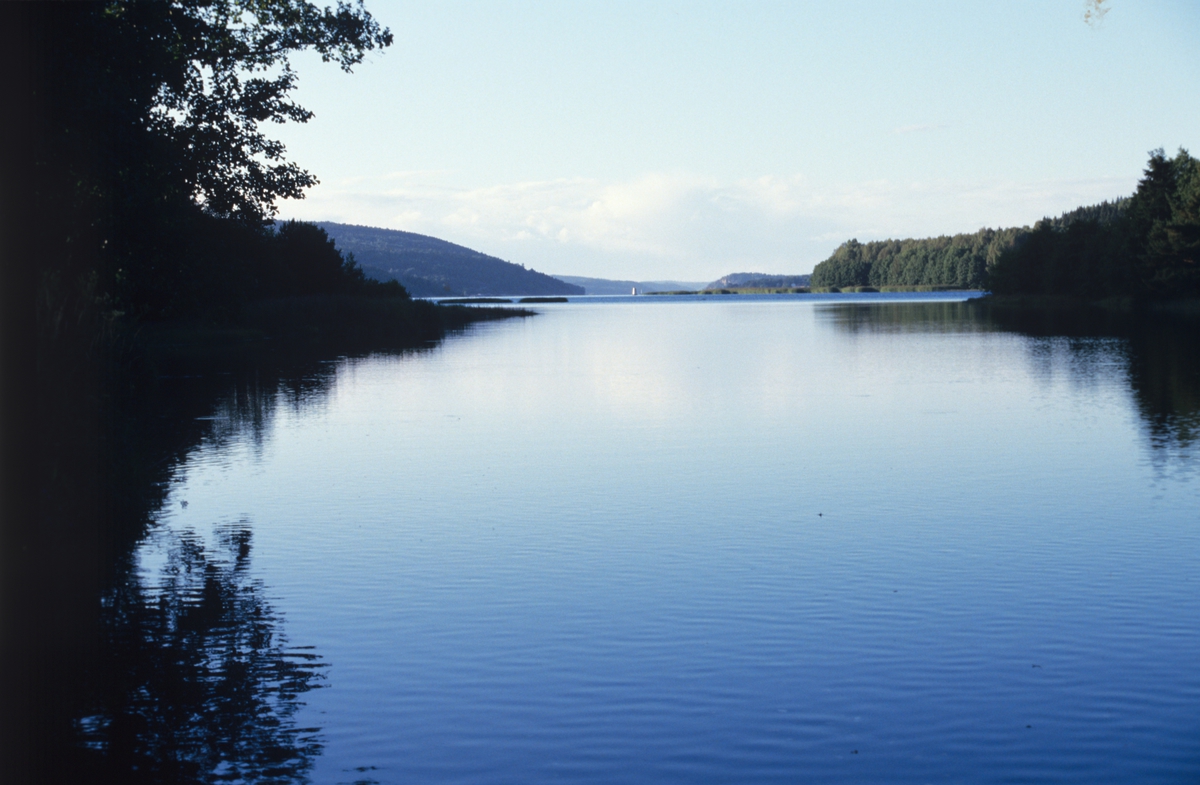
(987, 149, 1200, 300)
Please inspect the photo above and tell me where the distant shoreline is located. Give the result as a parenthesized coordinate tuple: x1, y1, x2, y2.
(645, 285, 983, 295)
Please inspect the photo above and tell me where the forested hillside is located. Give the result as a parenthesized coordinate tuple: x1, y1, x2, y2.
(317, 223, 583, 297)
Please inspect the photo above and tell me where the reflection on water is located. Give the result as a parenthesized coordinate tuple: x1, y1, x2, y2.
(22, 299, 1200, 781)
(815, 300, 1001, 335)
(77, 340, 464, 780)
(822, 299, 1200, 463)
(79, 523, 326, 783)
(10, 318, 473, 781)
(1126, 323, 1200, 463)
(73, 345, 427, 782)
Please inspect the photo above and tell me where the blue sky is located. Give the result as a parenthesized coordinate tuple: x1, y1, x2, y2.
(273, 1, 1200, 280)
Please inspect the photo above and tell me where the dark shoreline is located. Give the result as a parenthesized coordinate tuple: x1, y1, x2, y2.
(136, 296, 533, 354)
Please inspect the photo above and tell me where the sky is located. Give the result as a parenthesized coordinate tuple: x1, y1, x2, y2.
(272, 0, 1200, 281)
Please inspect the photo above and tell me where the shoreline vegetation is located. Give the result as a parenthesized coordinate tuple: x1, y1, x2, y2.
(810, 149, 1199, 304)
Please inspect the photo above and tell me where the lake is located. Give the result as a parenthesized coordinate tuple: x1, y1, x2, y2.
(103, 294, 1200, 783)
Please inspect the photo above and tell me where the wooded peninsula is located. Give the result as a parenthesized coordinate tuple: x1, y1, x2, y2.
(811, 149, 1199, 304)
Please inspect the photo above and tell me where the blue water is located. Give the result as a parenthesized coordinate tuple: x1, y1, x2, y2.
(144, 295, 1200, 783)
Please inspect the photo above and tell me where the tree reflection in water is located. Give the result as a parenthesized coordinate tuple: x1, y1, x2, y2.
(4, 297, 481, 782)
(69, 342, 450, 782)
(17, 302, 1194, 780)
(1124, 320, 1200, 465)
(820, 299, 1200, 465)
(78, 522, 327, 783)
(70, 345, 373, 781)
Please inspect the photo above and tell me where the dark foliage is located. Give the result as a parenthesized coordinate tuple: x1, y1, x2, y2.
(45, 0, 391, 222)
(988, 149, 1200, 300)
(25, 0, 393, 322)
(270, 220, 410, 300)
(1038, 198, 1130, 232)
(274, 221, 350, 295)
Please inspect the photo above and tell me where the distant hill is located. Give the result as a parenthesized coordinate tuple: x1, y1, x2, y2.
(553, 275, 708, 295)
(706, 272, 811, 289)
(314, 222, 583, 297)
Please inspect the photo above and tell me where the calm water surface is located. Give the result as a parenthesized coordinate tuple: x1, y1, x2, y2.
(138, 295, 1200, 783)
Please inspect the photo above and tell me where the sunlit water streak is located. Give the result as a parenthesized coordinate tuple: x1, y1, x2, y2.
(146, 295, 1200, 784)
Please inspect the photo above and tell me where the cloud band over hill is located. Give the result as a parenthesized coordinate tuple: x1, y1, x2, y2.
(281, 171, 1135, 281)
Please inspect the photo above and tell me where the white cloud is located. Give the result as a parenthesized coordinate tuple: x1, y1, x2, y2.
(278, 170, 1137, 280)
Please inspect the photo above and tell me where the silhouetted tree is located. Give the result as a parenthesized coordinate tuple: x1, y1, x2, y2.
(274, 220, 355, 295)
(29, 0, 392, 319)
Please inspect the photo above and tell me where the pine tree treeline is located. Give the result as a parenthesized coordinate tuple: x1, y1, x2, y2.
(811, 149, 1199, 300)
(989, 149, 1200, 299)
